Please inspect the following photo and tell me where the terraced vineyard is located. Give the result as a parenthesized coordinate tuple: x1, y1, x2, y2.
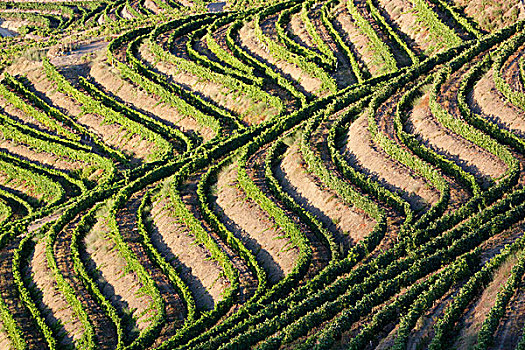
(2, 0, 525, 349)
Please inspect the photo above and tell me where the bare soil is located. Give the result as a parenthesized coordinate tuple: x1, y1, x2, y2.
(49, 40, 107, 68)
(18, 63, 157, 164)
(308, 3, 357, 87)
(481, 222, 525, 267)
(28, 239, 85, 347)
(208, 22, 299, 113)
(409, 92, 506, 185)
(144, 0, 162, 14)
(177, 0, 194, 7)
(375, 325, 399, 349)
(501, 45, 525, 92)
(120, 5, 134, 20)
(150, 194, 228, 310)
(0, 140, 84, 172)
(238, 17, 324, 95)
(55, 213, 118, 349)
(276, 141, 376, 247)
(288, 12, 316, 50)
(85, 214, 155, 333)
(309, 105, 403, 260)
(343, 114, 440, 210)
(115, 190, 186, 346)
(3, 0, 92, 2)
(180, 170, 258, 311)
(333, 3, 385, 75)
(376, 0, 435, 54)
(0, 9, 61, 15)
(406, 288, 458, 350)
(355, 0, 412, 67)
(28, 210, 63, 233)
(139, 41, 279, 124)
(471, 69, 525, 138)
(0, 94, 76, 138)
(452, 0, 525, 32)
(0, 208, 7, 223)
(492, 276, 525, 349)
(214, 161, 299, 284)
(0, 320, 12, 349)
(97, 13, 106, 26)
(77, 109, 155, 164)
(0, 235, 49, 349)
(0, 172, 44, 203)
(454, 256, 517, 349)
(447, 223, 525, 349)
(247, 143, 331, 280)
(90, 57, 215, 141)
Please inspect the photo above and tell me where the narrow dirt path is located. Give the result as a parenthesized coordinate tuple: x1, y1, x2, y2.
(492, 279, 525, 349)
(501, 44, 525, 93)
(209, 22, 299, 112)
(288, 11, 317, 50)
(378, 86, 471, 215)
(376, 0, 434, 54)
(214, 161, 295, 284)
(453, 254, 517, 349)
(0, 94, 76, 138)
(138, 40, 279, 123)
(354, 0, 411, 66)
(406, 287, 459, 350)
(19, 65, 154, 163)
(0, 140, 85, 173)
(214, 159, 298, 283)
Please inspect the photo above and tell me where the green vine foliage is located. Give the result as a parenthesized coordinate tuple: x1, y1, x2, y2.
(4, 3, 525, 350)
